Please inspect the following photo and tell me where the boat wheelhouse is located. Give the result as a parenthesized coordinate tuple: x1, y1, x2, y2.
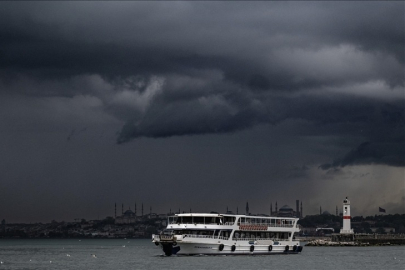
(152, 213, 303, 256)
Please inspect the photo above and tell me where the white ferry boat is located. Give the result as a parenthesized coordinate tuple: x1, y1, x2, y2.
(152, 213, 303, 256)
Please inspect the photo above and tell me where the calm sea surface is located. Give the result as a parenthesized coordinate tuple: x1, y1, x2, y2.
(0, 239, 403, 270)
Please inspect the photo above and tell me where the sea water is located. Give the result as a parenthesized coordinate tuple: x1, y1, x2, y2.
(0, 239, 403, 270)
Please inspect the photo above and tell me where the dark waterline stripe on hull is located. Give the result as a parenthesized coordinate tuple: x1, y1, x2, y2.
(172, 252, 301, 256)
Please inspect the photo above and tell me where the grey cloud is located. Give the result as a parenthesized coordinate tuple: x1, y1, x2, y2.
(287, 165, 310, 179)
(0, 2, 402, 89)
(116, 94, 264, 143)
(0, 2, 404, 163)
(320, 140, 405, 170)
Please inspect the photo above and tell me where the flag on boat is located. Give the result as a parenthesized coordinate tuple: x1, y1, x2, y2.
(379, 207, 386, 213)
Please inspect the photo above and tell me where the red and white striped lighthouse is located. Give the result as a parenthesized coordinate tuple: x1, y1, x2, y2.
(340, 197, 354, 234)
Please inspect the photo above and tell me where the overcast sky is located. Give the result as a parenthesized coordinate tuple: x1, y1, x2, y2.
(0, 2, 404, 223)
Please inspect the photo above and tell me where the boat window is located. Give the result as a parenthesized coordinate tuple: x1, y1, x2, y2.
(206, 216, 216, 224)
(233, 231, 285, 240)
(193, 217, 204, 224)
(162, 229, 173, 235)
(223, 216, 236, 224)
(182, 217, 193, 224)
(173, 216, 180, 224)
(219, 230, 232, 239)
(216, 217, 223, 225)
(174, 229, 215, 235)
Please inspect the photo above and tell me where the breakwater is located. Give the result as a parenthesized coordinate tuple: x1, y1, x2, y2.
(306, 234, 405, 246)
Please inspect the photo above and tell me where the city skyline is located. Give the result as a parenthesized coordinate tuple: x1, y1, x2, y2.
(2, 198, 400, 224)
(0, 2, 404, 223)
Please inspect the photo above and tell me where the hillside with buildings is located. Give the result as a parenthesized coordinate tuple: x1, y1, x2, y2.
(1, 211, 404, 239)
(1, 199, 404, 239)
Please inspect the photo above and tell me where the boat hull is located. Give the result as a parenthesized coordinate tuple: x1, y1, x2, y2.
(157, 240, 303, 256)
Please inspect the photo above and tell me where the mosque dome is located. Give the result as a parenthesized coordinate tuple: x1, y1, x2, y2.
(123, 209, 134, 216)
(279, 205, 294, 212)
(322, 211, 331, 215)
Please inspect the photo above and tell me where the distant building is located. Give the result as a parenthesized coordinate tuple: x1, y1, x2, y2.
(115, 209, 136, 224)
(321, 211, 332, 216)
(148, 213, 158, 219)
(270, 201, 302, 218)
(277, 205, 295, 217)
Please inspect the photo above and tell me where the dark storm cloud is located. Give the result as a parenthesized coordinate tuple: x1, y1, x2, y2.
(0, 1, 404, 168)
(320, 140, 405, 170)
(0, 2, 403, 85)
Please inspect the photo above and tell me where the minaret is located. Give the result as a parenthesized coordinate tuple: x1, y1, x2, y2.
(300, 202, 303, 218)
(115, 203, 117, 218)
(296, 200, 299, 218)
(275, 201, 278, 213)
(122, 203, 124, 214)
(246, 202, 249, 215)
(320, 206, 322, 215)
(336, 205, 338, 216)
(270, 203, 273, 216)
(142, 203, 144, 216)
(340, 197, 354, 234)
(135, 203, 137, 217)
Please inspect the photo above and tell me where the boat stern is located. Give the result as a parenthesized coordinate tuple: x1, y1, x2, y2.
(152, 233, 181, 256)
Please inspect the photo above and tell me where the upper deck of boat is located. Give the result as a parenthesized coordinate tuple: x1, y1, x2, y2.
(168, 213, 299, 229)
(173, 213, 298, 220)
